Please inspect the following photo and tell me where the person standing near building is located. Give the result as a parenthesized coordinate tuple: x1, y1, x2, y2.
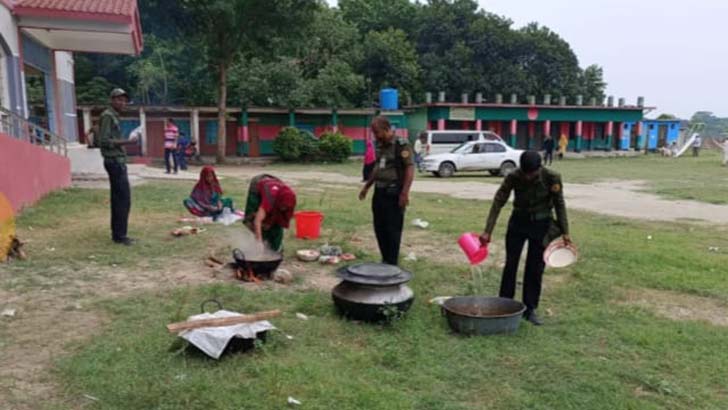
(558, 134, 568, 160)
(164, 118, 179, 174)
(692, 133, 702, 157)
(97, 89, 138, 246)
(359, 116, 415, 265)
(543, 135, 555, 165)
(362, 131, 376, 182)
(479, 151, 571, 326)
(413, 132, 427, 172)
(177, 131, 190, 171)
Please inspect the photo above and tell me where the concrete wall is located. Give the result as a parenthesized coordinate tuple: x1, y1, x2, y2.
(0, 131, 71, 212)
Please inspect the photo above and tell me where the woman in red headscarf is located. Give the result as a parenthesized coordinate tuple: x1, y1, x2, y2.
(243, 174, 297, 251)
(183, 166, 233, 219)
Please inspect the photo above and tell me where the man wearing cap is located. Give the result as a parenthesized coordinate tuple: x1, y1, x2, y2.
(97, 88, 139, 245)
(479, 151, 571, 325)
(359, 116, 415, 265)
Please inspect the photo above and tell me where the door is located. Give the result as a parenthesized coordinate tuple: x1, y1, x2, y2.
(483, 142, 507, 169)
(458, 143, 486, 170)
(249, 123, 260, 157)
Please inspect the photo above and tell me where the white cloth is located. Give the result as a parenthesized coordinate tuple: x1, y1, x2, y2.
(721, 141, 728, 165)
(179, 310, 276, 359)
(129, 125, 143, 141)
(414, 139, 423, 155)
(693, 134, 702, 147)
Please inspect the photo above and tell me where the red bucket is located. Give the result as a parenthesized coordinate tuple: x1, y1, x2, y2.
(294, 211, 324, 239)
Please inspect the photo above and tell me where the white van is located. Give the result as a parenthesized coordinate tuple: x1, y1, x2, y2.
(421, 130, 504, 155)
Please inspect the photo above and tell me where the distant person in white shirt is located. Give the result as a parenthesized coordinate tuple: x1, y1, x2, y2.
(692, 133, 702, 157)
(413, 132, 428, 172)
(720, 139, 728, 166)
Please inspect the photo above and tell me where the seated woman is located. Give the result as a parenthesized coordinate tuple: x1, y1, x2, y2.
(243, 174, 297, 252)
(183, 166, 233, 219)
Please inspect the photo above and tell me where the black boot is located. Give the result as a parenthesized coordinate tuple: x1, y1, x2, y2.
(523, 309, 543, 326)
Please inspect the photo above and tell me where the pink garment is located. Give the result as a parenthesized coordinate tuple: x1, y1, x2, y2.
(164, 123, 179, 149)
(364, 138, 376, 164)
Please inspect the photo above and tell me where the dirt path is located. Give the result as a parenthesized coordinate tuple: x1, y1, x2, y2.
(217, 167, 728, 224)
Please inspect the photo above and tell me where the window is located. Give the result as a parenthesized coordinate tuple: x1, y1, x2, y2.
(649, 124, 655, 130)
(431, 133, 471, 144)
(484, 143, 506, 153)
(624, 124, 629, 130)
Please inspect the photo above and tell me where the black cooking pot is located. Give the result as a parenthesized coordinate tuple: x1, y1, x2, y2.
(331, 263, 415, 322)
(232, 248, 282, 280)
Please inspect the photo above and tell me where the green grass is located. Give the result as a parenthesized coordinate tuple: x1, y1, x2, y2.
(264, 159, 364, 178)
(6, 180, 725, 409)
(264, 151, 728, 204)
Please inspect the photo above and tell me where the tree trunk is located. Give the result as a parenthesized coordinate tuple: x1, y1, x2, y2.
(216, 64, 227, 164)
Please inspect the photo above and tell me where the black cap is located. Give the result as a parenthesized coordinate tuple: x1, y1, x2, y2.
(520, 150, 542, 173)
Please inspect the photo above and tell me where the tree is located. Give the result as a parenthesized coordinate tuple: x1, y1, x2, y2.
(179, 0, 317, 162)
(656, 113, 677, 120)
(339, 0, 418, 36)
(76, 76, 115, 105)
(516, 23, 582, 99)
(580, 64, 607, 103)
(361, 28, 421, 104)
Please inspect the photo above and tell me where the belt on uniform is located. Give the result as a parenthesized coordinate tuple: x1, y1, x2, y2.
(512, 209, 552, 221)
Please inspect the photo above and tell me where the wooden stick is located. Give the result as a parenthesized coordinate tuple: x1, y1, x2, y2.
(166, 310, 281, 333)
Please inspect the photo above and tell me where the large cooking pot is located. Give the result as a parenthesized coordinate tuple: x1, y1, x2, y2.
(332, 263, 415, 322)
(332, 281, 414, 322)
(232, 248, 282, 280)
(442, 296, 526, 336)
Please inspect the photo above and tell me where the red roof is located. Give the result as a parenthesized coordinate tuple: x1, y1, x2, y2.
(16, 0, 135, 15)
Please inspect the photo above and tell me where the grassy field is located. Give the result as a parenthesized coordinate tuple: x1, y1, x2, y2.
(3, 174, 728, 409)
(265, 150, 728, 204)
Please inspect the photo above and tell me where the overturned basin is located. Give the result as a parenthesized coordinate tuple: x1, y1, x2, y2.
(442, 296, 526, 336)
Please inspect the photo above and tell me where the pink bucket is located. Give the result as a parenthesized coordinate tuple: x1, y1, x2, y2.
(458, 232, 489, 265)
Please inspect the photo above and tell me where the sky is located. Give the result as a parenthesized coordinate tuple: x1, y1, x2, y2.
(326, 0, 728, 119)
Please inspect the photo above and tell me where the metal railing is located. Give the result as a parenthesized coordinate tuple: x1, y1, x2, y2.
(0, 106, 68, 157)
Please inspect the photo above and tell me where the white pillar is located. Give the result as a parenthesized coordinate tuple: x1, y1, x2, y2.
(139, 107, 147, 156)
(82, 108, 92, 137)
(191, 109, 200, 146)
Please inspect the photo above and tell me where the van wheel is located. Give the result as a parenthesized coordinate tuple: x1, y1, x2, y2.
(438, 162, 455, 178)
(499, 161, 516, 176)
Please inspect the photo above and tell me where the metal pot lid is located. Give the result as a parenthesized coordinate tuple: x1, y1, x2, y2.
(336, 263, 413, 285)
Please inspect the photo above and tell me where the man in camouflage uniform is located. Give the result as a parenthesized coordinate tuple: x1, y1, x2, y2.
(97, 88, 139, 245)
(480, 151, 571, 325)
(359, 116, 415, 265)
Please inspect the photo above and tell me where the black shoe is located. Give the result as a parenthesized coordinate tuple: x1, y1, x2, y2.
(113, 237, 136, 246)
(523, 309, 543, 326)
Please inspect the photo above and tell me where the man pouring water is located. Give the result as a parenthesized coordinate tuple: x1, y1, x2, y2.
(479, 151, 571, 326)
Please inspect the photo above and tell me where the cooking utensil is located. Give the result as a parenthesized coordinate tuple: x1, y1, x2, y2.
(332, 281, 414, 322)
(442, 296, 526, 336)
(335, 263, 413, 286)
(543, 239, 578, 268)
(232, 248, 283, 280)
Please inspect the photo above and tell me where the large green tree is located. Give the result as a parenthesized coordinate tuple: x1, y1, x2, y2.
(339, 0, 418, 36)
(361, 28, 421, 104)
(178, 0, 316, 162)
(580, 64, 607, 104)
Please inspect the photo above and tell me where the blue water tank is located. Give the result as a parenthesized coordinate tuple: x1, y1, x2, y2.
(379, 88, 399, 110)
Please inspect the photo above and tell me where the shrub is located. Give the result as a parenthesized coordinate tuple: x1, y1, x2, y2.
(299, 130, 320, 161)
(273, 127, 305, 161)
(318, 132, 352, 163)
